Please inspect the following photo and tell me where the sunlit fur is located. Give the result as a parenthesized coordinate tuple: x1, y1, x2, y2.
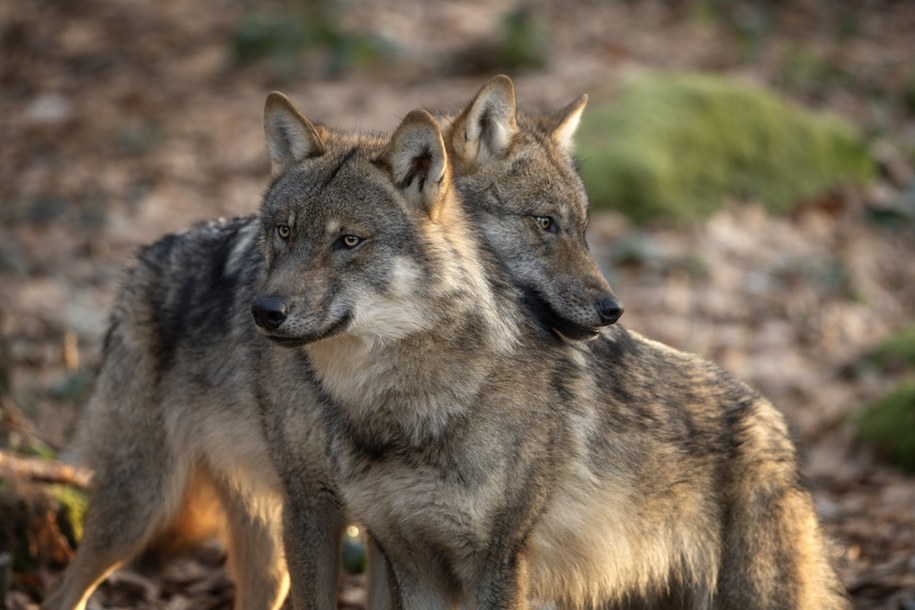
(260, 96, 849, 610)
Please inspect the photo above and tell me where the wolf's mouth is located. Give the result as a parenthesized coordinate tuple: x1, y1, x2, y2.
(265, 312, 353, 348)
(521, 286, 601, 341)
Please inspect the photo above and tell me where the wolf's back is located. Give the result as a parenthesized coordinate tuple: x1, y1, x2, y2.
(104, 216, 264, 370)
(76, 215, 267, 468)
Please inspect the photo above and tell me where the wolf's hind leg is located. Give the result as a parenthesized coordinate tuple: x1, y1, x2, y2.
(41, 427, 191, 610)
(717, 402, 850, 609)
(214, 476, 289, 610)
(717, 483, 849, 610)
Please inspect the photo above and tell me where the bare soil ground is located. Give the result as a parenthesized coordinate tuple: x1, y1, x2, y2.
(2, 1, 914, 608)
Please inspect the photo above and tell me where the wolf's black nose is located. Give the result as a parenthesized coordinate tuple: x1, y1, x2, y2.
(252, 296, 288, 331)
(596, 296, 624, 325)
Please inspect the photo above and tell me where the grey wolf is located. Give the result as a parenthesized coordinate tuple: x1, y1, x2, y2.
(444, 75, 622, 339)
(42, 75, 620, 610)
(256, 94, 850, 609)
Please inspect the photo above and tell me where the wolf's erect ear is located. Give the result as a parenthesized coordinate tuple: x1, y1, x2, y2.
(264, 92, 325, 178)
(450, 74, 518, 164)
(379, 110, 449, 216)
(549, 93, 588, 155)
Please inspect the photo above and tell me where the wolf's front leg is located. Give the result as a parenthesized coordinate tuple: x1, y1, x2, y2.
(467, 551, 531, 610)
(281, 489, 345, 610)
(213, 479, 289, 610)
(386, 561, 454, 610)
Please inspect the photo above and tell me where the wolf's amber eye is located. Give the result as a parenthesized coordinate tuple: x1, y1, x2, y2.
(534, 216, 556, 232)
(276, 224, 291, 240)
(341, 235, 362, 248)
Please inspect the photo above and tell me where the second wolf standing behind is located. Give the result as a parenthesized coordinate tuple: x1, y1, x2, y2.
(256, 97, 850, 609)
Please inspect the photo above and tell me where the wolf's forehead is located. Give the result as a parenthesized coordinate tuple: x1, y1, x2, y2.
(510, 152, 579, 188)
(268, 148, 384, 211)
(507, 157, 588, 211)
(297, 169, 411, 235)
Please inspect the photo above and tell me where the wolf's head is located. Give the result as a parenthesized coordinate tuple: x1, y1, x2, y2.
(251, 93, 502, 352)
(446, 75, 623, 340)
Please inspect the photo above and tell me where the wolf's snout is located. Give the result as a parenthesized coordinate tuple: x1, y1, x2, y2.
(596, 296, 624, 325)
(252, 295, 288, 331)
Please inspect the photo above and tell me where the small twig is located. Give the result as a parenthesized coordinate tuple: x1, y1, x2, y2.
(0, 451, 91, 489)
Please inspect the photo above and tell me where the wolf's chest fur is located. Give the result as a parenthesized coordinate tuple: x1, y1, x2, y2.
(312, 327, 735, 608)
(340, 441, 496, 544)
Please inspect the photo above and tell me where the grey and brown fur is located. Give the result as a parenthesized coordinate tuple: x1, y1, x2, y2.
(41, 76, 621, 610)
(255, 96, 850, 610)
(443, 76, 622, 340)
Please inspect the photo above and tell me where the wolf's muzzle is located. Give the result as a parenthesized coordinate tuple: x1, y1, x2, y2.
(251, 295, 288, 331)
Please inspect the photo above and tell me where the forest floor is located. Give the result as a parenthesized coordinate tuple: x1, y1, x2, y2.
(2, 1, 915, 608)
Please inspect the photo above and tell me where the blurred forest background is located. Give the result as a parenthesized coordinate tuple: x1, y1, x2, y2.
(1, 0, 915, 608)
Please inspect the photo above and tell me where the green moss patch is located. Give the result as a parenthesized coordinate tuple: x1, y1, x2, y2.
(577, 73, 874, 223)
(49, 484, 88, 547)
(854, 379, 915, 473)
(230, 9, 395, 78)
(0, 480, 86, 571)
(868, 323, 915, 372)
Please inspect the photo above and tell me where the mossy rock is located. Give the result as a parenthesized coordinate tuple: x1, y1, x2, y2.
(577, 73, 875, 223)
(854, 379, 915, 473)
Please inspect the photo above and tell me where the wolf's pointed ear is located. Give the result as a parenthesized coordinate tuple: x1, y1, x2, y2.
(450, 74, 518, 164)
(264, 92, 324, 178)
(378, 110, 449, 216)
(549, 93, 588, 155)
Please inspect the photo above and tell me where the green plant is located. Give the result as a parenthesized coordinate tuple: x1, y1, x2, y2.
(778, 45, 852, 92)
(230, 3, 394, 78)
(868, 323, 915, 371)
(494, 7, 546, 71)
(854, 379, 915, 473)
(49, 484, 88, 547)
(902, 73, 915, 117)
